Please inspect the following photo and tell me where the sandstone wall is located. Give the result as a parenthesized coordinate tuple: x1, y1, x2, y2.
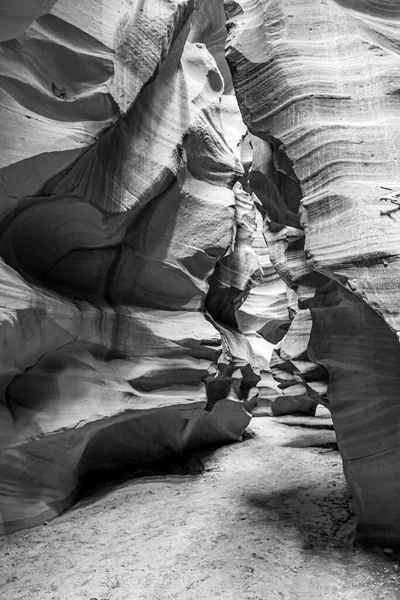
(0, 0, 260, 532)
(225, 0, 400, 546)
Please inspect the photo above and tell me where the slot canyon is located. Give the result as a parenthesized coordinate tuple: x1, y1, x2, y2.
(1, 1, 400, 598)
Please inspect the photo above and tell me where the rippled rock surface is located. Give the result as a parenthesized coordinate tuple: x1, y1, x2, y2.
(226, 0, 400, 546)
(2, 0, 400, 546)
(0, 0, 262, 532)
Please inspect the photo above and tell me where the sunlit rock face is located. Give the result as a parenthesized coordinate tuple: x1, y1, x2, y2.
(226, 0, 400, 545)
(0, 0, 263, 532)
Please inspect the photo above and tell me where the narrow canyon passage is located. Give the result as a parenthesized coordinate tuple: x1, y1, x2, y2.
(1, 0, 400, 597)
(1, 412, 399, 600)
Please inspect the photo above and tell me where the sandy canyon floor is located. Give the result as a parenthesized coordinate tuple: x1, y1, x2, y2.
(1, 410, 400, 600)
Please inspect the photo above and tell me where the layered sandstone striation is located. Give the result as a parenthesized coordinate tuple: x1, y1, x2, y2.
(226, 0, 400, 545)
(2, 0, 399, 548)
(0, 0, 262, 532)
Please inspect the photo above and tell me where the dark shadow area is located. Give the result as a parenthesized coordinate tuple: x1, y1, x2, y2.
(75, 454, 206, 509)
(283, 437, 338, 450)
(73, 442, 231, 511)
(280, 421, 335, 431)
(73, 429, 257, 512)
(244, 484, 355, 550)
(243, 483, 400, 586)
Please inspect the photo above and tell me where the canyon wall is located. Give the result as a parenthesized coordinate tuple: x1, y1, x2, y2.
(225, 0, 400, 546)
(0, 0, 264, 532)
(1, 0, 399, 547)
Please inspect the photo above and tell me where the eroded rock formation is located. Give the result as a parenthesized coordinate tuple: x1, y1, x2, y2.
(226, 0, 400, 546)
(1, 0, 400, 548)
(0, 0, 262, 532)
